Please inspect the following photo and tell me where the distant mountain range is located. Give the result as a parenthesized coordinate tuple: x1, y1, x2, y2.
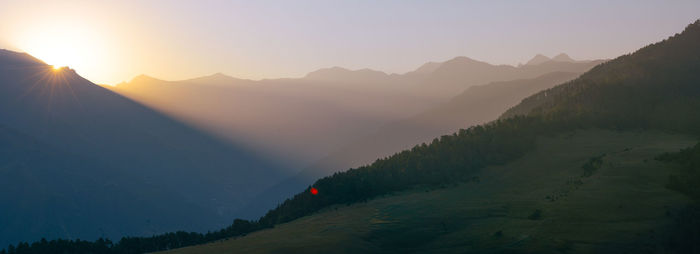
(112, 54, 603, 169)
(111, 55, 603, 217)
(0, 50, 290, 246)
(112, 72, 432, 169)
(524, 53, 578, 65)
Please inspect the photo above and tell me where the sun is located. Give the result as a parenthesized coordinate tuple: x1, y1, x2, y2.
(15, 19, 113, 81)
(25, 34, 83, 69)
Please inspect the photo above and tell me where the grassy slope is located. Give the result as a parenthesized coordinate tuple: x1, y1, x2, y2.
(159, 130, 696, 254)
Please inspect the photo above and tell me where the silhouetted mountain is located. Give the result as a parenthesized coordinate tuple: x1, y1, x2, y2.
(417, 55, 604, 99)
(552, 53, 576, 62)
(525, 54, 551, 65)
(526, 53, 577, 66)
(113, 72, 435, 169)
(0, 50, 289, 247)
(406, 61, 442, 75)
(303, 67, 392, 84)
(183, 72, 256, 86)
(114, 55, 604, 152)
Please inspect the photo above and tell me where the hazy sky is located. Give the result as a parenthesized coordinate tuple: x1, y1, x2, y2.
(1, 0, 699, 85)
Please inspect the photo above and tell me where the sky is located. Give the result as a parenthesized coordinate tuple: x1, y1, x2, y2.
(1, 0, 699, 85)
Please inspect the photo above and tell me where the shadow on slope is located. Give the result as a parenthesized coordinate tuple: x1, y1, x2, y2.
(0, 49, 290, 246)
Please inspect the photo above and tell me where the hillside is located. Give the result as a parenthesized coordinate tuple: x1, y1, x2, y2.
(161, 130, 697, 253)
(0, 50, 289, 246)
(501, 21, 700, 133)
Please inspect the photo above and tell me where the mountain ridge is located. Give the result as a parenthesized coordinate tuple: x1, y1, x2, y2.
(0, 50, 291, 246)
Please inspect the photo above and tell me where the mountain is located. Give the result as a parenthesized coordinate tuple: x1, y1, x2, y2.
(418, 55, 604, 99)
(0, 50, 289, 246)
(552, 53, 576, 62)
(406, 61, 442, 75)
(526, 53, 577, 66)
(147, 20, 700, 253)
(303, 67, 392, 84)
(112, 55, 603, 171)
(112, 73, 437, 169)
(183, 72, 257, 86)
(525, 54, 551, 65)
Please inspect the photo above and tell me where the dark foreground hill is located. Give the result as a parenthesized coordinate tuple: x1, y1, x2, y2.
(0, 50, 289, 247)
(162, 130, 697, 254)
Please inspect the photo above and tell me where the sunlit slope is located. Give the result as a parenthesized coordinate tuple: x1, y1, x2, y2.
(111, 56, 601, 170)
(160, 130, 696, 254)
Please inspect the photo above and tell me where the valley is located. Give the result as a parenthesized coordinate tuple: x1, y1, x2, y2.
(1, 3, 698, 253)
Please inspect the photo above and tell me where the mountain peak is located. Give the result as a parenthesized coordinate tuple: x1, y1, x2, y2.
(409, 61, 442, 75)
(449, 56, 482, 64)
(304, 66, 388, 82)
(183, 72, 253, 85)
(525, 54, 551, 65)
(438, 56, 496, 69)
(200, 72, 236, 81)
(129, 74, 163, 84)
(210, 72, 228, 77)
(305, 66, 349, 77)
(552, 53, 575, 62)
